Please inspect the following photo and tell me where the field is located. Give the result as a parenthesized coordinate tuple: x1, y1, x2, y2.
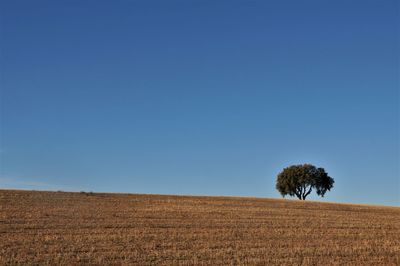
(1, 190, 399, 265)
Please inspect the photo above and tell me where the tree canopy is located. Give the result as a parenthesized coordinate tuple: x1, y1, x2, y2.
(276, 164, 334, 200)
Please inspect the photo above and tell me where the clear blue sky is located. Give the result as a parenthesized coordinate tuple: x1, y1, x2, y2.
(1, 0, 399, 206)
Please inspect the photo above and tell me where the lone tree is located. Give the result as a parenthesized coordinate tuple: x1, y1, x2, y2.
(276, 164, 334, 200)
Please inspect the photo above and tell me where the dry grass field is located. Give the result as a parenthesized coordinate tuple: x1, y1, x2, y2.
(1, 190, 399, 265)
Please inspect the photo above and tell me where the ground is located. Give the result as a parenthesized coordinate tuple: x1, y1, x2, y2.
(1, 190, 399, 265)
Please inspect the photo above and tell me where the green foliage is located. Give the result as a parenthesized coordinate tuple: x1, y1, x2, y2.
(276, 164, 334, 200)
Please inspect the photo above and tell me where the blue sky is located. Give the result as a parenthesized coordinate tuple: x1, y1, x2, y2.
(0, 0, 399, 206)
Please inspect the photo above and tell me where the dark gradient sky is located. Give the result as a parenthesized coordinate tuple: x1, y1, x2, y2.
(1, 0, 399, 205)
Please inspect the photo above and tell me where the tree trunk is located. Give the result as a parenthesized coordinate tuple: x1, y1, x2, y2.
(303, 187, 312, 200)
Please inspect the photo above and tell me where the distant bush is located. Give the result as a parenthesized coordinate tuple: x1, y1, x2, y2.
(80, 191, 94, 196)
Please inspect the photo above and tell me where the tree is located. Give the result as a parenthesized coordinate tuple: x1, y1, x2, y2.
(276, 164, 334, 200)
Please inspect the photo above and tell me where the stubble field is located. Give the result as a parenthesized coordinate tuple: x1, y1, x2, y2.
(1, 189, 399, 265)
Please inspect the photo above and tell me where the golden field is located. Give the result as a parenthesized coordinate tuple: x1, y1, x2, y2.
(1, 189, 399, 265)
